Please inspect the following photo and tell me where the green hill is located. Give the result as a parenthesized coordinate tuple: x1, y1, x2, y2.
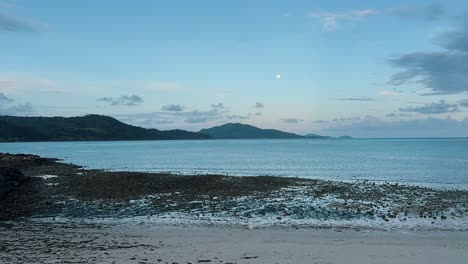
(0, 115, 211, 142)
(199, 123, 303, 139)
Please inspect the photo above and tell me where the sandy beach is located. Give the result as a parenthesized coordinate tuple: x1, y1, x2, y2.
(1, 220, 468, 264)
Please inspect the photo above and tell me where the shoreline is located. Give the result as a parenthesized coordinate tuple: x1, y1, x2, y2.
(1, 153, 468, 230)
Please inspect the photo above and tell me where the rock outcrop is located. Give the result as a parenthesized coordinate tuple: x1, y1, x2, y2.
(0, 167, 25, 198)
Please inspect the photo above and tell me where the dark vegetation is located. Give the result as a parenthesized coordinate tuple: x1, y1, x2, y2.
(0, 115, 211, 142)
(199, 123, 304, 139)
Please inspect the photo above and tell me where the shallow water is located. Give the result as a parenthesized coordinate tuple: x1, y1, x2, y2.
(1, 138, 468, 188)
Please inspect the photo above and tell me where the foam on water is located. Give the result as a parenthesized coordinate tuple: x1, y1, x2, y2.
(37, 212, 468, 231)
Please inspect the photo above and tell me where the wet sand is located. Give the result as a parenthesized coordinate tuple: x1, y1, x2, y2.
(1, 221, 467, 264)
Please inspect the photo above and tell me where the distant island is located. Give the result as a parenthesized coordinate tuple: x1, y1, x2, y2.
(0, 115, 211, 142)
(305, 133, 353, 140)
(199, 123, 304, 139)
(0, 115, 353, 142)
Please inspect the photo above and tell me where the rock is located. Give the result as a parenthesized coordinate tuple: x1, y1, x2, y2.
(441, 215, 447, 220)
(0, 153, 57, 168)
(0, 167, 25, 198)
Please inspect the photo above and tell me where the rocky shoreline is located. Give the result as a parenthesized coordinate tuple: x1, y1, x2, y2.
(1, 153, 468, 230)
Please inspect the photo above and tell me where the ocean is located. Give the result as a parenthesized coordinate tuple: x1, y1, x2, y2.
(1, 138, 468, 188)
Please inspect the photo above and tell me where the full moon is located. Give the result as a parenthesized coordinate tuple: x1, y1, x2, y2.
(276, 74, 281, 79)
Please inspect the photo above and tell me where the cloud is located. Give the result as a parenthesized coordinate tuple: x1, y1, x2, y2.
(0, 92, 33, 115)
(385, 112, 412, 117)
(161, 104, 185, 112)
(389, 3, 445, 21)
(334, 96, 376, 101)
(0, 10, 45, 32)
(0, 92, 13, 102)
(211, 103, 225, 111)
(322, 116, 468, 138)
(114, 103, 237, 129)
(0, 101, 34, 115)
(310, 9, 378, 31)
(226, 115, 249, 120)
(460, 99, 468, 108)
(255, 102, 264, 108)
(97, 97, 113, 103)
(399, 100, 460, 114)
(313, 120, 328, 124)
(388, 21, 468, 95)
(333, 117, 361, 122)
(281, 118, 304, 123)
(97, 94, 143, 106)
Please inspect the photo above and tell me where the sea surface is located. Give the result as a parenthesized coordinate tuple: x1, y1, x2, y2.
(1, 138, 468, 188)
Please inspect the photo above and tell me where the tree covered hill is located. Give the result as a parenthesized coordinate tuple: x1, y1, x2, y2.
(0, 115, 211, 142)
(199, 123, 304, 139)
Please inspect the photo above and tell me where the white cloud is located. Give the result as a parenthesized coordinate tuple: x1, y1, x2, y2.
(310, 9, 378, 31)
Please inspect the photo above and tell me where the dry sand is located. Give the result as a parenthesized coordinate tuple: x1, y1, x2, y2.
(1, 221, 467, 264)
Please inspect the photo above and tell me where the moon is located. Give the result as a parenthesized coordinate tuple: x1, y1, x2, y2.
(276, 74, 281, 79)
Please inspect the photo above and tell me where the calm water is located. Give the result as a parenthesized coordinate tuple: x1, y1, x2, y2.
(1, 139, 468, 188)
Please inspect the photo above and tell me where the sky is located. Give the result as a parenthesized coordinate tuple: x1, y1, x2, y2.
(1, 0, 468, 137)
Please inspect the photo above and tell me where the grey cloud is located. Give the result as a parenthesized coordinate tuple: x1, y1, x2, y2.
(322, 116, 468, 138)
(334, 96, 376, 101)
(390, 3, 445, 21)
(281, 118, 303, 123)
(255, 102, 264, 108)
(460, 99, 468, 107)
(388, 21, 468, 95)
(313, 120, 328, 124)
(112, 95, 143, 106)
(0, 92, 34, 115)
(115, 102, 250, 128)
(0, 92, 13, 102)
(8, 102, 33, 113)
(0, 101, 34, 115)
(333, 117, 361, 122)
(114, 104, 233, 128)
(97, 97, 113, 102)
(97, 95, 143, 106)
(161, 104, 185, 112)
(399, 100, 460, 114)
(226, 115, 249, 120)
(385, 112, 412, 117)
(0, 11, 44, 32)
(211, 103, 225, 111)
(255, 112, 262, 116)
